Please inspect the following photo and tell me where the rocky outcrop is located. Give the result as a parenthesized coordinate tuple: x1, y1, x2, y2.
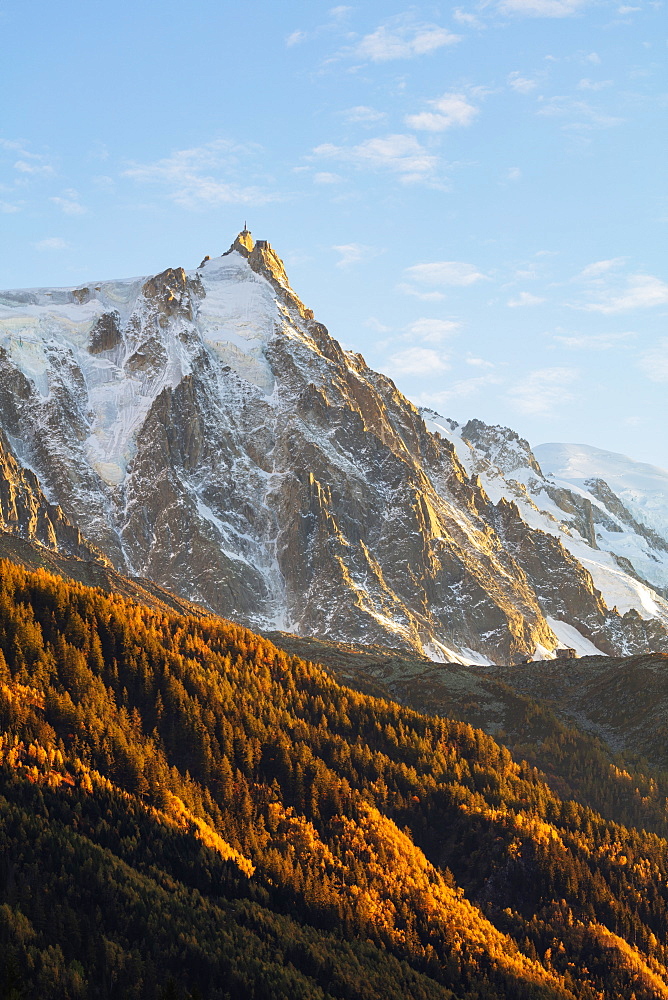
(0, 427, 108, 564)
(88, 311, 122, 354)
(462, 419, 543, 476)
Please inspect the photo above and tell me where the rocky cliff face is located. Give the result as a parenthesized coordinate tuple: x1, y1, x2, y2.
(0, 233, 666, 663)
(0, 426, 108, 565)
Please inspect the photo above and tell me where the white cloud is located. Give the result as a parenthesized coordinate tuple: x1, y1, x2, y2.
(498, 0, 590, 16)
(405, 261, 487, 287)
(388, 346, 450, 376)
(14, 159, 54, 177)
(406, 93, 479, 132)
(1, 139, 55, 179)
(51, 189, 86, 215)
(343, 106, 387, 124)
(553, 331, 636, 349)
(581, 274, 668, 314)
(87, 141, 109, 162)
(466, 357, 496, 368)
(123, 140, 275, 207)
(313, 172, 342, 184)
(577, 78, 613, 91)
(407, 318, 461, 343)
(579, 258, 625, 278)
(0, 201, 21, 213)
(506, 166, 522, 181)
(286, 30, 307, 46)
(356, 18, 460, 62)
(507, 367, 578, 415)
(508, 71, 538, 93)
(397, 284, 446, 302)
(365, 317, 391, 333)
(536, 97, 623, 130)
(638, 339, 668, 383)
(418, 373, 502, 407)
(313, 134, 437, 182)
(332, 243, 375, 267)
(35, 237, 69, 251)
(507, 291, 545, 307)
(453, 8, 484, 27)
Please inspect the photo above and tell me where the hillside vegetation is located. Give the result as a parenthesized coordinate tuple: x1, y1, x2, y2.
(264, 632, 668, 833)
(1, 559, 668, 998)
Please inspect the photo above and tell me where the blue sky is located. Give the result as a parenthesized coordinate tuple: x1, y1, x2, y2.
(1, 0, 666, 466)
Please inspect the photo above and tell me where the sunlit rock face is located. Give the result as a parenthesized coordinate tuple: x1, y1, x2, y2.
(0, 232, 666, 663)
(0, 426, 108, 565)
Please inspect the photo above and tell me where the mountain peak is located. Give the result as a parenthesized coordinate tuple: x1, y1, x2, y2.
(223, 230, 290, 290)
(228, 227, 255, 256)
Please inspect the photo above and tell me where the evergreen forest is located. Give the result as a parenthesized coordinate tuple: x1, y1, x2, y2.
(1, 558, 668, 999)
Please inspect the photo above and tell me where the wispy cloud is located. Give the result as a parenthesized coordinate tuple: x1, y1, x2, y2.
(507, 291, 545, 307)
(14, 159, 54, 177)
(365, 317, 391, 333)
(1, 138, 55, 178)
(578, 258, 625, 278)
(313, 171, 342, 184)
(580, 274, 668, 314)
(466, 357, 496, 368)
(571, 260, 668, 314)
(387, 346, 450, 376)
(418, 373, 502, 408)
(406, 93, 479, 132)
(507, 366, 579, 415)
(577, 78, 613, 91)
(638, 339, 668, 383)
(405, 261, 487, 287)
(312, 134, 438, 183)
(498, 0, 591, 17)
(355, 17, 460, 62)
(536, 96, 623, 130)
(0, 200, 21, 214)
(122, 140, 276, 207)
(285, 6, 351, 48)
(343, 106, 387, 124)
(51, 189, 86, 215)
(407, 318, 461, 343)
(35, 237, 69, 251)
(553, 331, 636, 350)
(397, 284, 446, 302)
(508, 71, 539, 93)
(332, 243, 378, 267)
(453, 8, 485, 27)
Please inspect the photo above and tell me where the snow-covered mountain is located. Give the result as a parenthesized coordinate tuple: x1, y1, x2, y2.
(536, 442, 668, 563)
(423, 414, 668, 646)
(0, 230, 665, 663)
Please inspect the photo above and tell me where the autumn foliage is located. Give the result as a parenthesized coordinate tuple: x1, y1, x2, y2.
(0, 558, 667, 998)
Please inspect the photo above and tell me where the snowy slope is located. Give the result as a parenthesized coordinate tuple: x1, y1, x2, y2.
(535, 443, 668, 542)
(422, 412, 668, 625)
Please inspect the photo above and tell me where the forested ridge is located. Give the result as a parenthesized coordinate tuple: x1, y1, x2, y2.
(1, 559, 668, 998)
